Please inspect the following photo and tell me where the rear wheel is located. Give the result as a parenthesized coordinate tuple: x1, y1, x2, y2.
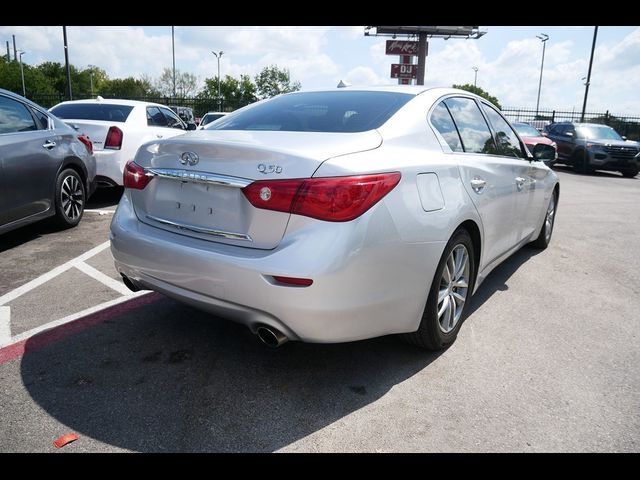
(621, 168, 639, 178)
(573, 150, 592, 174)
(53, 168, 85, 228)
(530, 190, 557, 249)
(403, 229, 475, 350)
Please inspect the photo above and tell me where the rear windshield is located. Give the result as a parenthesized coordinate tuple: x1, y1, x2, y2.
(50, 103, 134, 122)
(207, 91, 413, 133)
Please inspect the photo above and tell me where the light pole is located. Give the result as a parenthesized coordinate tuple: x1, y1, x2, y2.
(171, 26, 176, 98)
(535, 33, 549, 118)
(88, 64, 95, 97)
(581, 26, 599, 123)
(472, 66, 478, 87)
(211, 50, 224, 111)
(18, 51, 26, 97)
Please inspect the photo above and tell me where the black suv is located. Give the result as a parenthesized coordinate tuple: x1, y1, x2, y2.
(546, 122, 640, 177)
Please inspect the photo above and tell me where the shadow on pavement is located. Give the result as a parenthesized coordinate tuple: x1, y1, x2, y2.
(466, 246, 544, 317)
(21, 296, 441, 452)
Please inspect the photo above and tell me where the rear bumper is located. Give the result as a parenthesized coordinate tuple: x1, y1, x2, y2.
(94, 150, 125, 186)
(110, 191, 444, 343)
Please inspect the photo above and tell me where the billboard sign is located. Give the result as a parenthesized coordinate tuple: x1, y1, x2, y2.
(390, 64, 417, 79)
(385, 40, 420, 55)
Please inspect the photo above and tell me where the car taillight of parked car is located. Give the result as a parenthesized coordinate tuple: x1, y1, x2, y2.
(77, 134, 93, 155)
(123, 160, 152, 190)
(105, 126, 123, 150)
(242, 172, 401, 222)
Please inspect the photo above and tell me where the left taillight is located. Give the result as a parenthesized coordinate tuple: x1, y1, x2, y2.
(123, 160, 152, 190)
(77, 134, 93, 155)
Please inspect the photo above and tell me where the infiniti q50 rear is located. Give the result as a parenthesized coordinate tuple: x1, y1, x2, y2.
(110, 87, 559, 349)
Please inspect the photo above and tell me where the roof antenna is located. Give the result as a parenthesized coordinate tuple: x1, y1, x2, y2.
(96, 95, 104, 101)
(337, 80, 351, 88)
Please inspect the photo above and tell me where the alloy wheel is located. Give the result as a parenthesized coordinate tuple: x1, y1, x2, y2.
(438, 244, 470, 334)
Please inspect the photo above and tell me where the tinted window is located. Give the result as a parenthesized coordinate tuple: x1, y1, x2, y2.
(482, 104, 524, 158)
(201, 113, 225, 126)
(431, 102, 463, 152)
(147, 107, 167, 127)
(159, 107, 186, 129)
(29, 107, 50, 130)
(0, 96, 37, 134)
(444, 97, 496, 154)
(50, 103, 133, 122)
(209, 91, 413, 133)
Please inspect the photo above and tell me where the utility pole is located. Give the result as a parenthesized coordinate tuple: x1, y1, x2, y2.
(580, 26, 599, 123)
(12, 35, 17, 61)
(416, 32, 427, 85)
(535, 33, 549, 118)
(62, 26, 73, 100)
(172, 26, 176, 98)
(5, 41, 10, 61)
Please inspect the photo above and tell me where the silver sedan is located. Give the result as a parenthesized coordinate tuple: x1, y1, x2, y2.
(110, 87, 558, 349)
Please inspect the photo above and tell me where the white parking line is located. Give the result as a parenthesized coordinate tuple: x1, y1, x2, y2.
(74, 261, 132, 296)
(0, 241, 111, 306)
(84, 209, 115, 215)
(0, 292, 149, 349)
(0, 307, 10, 344)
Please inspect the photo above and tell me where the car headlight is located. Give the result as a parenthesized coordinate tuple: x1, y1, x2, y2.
(586, 142, 603, 150)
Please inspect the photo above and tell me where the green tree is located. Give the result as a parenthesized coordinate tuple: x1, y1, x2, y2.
(200, 74, 257, 107)
(155, 68, 198, 97)
(0, 57, 58, 97)
(452, 83, 502, 109)
(99, 77, 157, 97)
(255, 65, 301, 99)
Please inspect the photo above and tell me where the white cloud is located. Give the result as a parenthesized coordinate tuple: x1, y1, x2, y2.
(344, 66, 387, 86)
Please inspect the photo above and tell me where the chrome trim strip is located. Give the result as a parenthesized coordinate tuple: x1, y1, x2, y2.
(145, 168, 251, 188)
(145, 214, 253, 242)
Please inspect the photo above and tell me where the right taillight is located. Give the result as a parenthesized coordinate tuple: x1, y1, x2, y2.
(123, 160, 152, 190)
(104, 126, 123, 150)
(242, 172, 401, 222)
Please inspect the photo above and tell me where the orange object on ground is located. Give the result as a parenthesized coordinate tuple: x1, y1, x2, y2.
(53, 433, 79, 448)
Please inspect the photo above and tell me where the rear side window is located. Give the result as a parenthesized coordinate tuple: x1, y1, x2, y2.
(159, 107, 186, 129)
(209, 91, 413, 133)
(0, 95, 37, 134)
(50, 103, 133, 122)
(444, 97, 496, 155)
(430, 102, 463, 152)
(147, 107, 167, 127)
(481, 104, 525, 158)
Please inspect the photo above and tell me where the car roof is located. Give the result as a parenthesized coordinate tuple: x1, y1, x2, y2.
(52, 98, 166, 108)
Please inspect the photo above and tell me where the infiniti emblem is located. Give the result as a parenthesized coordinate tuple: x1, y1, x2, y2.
(180, 151, 199, 166)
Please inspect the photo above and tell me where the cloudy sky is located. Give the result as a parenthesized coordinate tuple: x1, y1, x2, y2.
(1, 26, 638, 114)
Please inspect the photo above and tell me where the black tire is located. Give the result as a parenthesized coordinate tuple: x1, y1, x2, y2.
(530, 190, 558, 249)
(402, 229, 476, 350)
(53, 168, 85, 228)
(573, 150, 592, 174)
(621, 168, 639, 178)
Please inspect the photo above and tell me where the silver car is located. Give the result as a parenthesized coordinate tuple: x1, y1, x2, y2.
(110, 87, 558, 350)
(1, 89, 97, 235)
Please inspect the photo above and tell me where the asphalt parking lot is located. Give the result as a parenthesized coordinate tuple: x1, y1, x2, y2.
(0, 169, 638, 452)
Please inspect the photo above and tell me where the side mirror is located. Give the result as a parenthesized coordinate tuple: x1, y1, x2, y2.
(622, 136, 627, 141)
(186, 122, 197, 131)
(532, 143, 556, 163)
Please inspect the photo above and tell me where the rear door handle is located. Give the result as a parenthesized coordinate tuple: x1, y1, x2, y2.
(42, 140, 56, 150)
(515, 177, 526, 190)
(470, 177, 486, 194)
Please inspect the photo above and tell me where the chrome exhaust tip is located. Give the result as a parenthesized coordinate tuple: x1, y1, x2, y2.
(121, 274, 140, 292)
(256, 325, 288, 348)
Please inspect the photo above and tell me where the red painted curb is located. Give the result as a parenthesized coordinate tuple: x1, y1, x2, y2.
(0, 292, 162, 366)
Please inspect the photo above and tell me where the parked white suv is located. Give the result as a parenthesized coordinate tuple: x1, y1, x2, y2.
(50, 98, 195, 187)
